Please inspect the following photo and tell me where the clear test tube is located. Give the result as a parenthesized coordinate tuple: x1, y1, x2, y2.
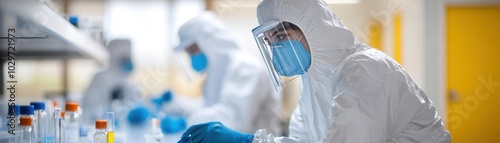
(107, 112, 115, 143)
(53, 108, 63, 143)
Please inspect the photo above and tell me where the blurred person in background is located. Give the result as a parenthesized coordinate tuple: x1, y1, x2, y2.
(81, 39, 141, 126)
(158, 12, 282, 135)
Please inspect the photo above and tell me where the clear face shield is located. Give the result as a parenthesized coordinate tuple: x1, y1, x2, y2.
(252, 21, 311, 91)
(173, 43, 207, 82)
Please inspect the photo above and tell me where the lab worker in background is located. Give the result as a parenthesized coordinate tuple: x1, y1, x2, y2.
(81, 39, 141, 126)
(163, 12, 282, 135)
(178, 0, 451, 143)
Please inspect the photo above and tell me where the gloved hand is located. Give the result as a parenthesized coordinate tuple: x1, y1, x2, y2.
(127, 106, 151, 126)
(152, 90, 173, 107)
(178, 122, 254, 143)
(160, 115, 187, 134)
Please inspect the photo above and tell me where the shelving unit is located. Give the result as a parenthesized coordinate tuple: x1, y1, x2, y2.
(0, 0, 108, 97)
(0, 0, 107, 61)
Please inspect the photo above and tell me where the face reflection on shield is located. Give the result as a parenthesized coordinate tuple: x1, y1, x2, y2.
(263, 22, 311, 77)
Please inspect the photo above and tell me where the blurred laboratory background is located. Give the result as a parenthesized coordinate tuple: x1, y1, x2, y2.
(0, 0, 499, 143)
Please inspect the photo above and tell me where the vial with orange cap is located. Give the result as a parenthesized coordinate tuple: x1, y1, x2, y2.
(20, 117, 35, 143)
(94, 120, 107, 143)
(64, 102, 80, 143)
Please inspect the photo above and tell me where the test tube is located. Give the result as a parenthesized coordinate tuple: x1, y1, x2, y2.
(53, 108, 62, 143)
(107, 112, 115, 143)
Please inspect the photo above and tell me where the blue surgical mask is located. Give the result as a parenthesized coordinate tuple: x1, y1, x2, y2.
(191, 53, 208, 72)
(123, 59, 134, 73)
(271, 39, 311, 76)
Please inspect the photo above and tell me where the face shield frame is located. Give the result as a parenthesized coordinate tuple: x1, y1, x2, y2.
(252, 20, 310, 91)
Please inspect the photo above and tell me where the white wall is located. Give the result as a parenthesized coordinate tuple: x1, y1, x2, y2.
(402, 0, 424, 87)
(423, 0, 446, 122)
(330, 2, 373, 44)
(216, 7, 261, 59)
(400, 0, 447, 120)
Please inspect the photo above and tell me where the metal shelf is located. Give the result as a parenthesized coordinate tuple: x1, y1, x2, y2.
(0, 0, 108, 63)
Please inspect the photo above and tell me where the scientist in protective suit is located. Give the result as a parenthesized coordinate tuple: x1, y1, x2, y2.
(177, 0, 451, 143)
(81, 39, 141, 126)
(164, 12, 282, 135)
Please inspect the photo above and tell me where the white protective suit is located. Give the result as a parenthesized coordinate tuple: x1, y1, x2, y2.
(253, 0, 451, 142)
(173, 12, 282, 134)
(81, 39, 141, 126)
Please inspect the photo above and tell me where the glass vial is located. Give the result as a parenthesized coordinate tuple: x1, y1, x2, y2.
(94, 120, 108, 143)
(20, 117, 35, 143)
(54, 108, 63, 143)
(20, 105, 37, 142)
(31, 102, 47, 143)
(64, 102, 80, 143)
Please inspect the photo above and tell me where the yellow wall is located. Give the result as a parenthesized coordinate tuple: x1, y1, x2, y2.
(368, 21, 383, 51)
(393, 14, 402, 64)
(446, 6, 500, 143)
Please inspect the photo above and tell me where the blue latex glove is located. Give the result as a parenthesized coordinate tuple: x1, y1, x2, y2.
(127, 106, 151, 126)
(160, 116, 187, 134)
(178, 122, 254, 143)
(152, 90, 173, 107)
